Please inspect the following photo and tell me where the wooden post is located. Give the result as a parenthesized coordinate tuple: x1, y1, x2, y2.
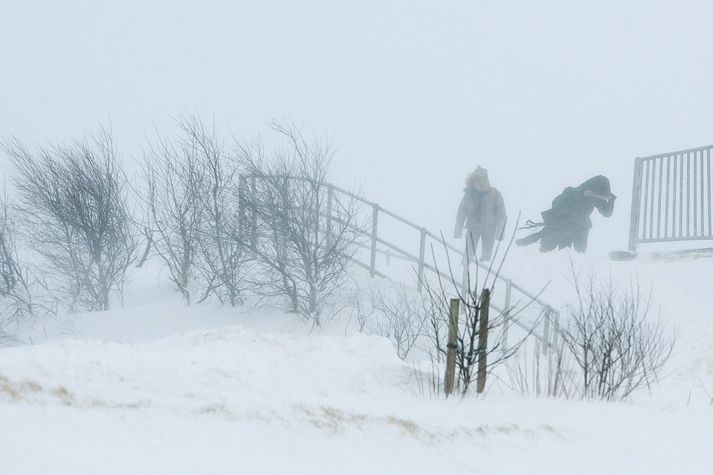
(444, 298, 460, 397)
(476, 288, 490, 394)
(417, 228, 426, 292)
(370, 204, 379, 277)
(501, 280, 512, 354)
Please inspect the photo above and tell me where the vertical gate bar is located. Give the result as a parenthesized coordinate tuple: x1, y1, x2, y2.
(694, 151, 699, 236)
(642, 159, 650, 240)
(629, 158, 644, 250)
(700, 150, 705, 236)
(649, 159, 656, 239)
(664, 155, 671, 238)
(686, 152, 691, 237)
(680, 154, 684, 237)
(672, 154, 678, 238)
(656, 157, 663, 239)
(706, 149, 713, 236)
(370, 204, 379, 277)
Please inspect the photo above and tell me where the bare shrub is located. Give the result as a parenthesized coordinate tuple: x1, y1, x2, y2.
(142, 115, 250, 305)
(178, 116, 249, 306)
(367, 282, 428, 360)
(236, 121, 362, 325)
(344, 282, 376, 334)
(143, 128, 207, 303)
(422, 225, 534, 396)
(502, 340, 575, 398)
(562, 272, 675, 400)
(0, 194, 35, 339)
(3, 131, 137, 311)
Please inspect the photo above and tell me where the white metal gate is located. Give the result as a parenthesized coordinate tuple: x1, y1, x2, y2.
(629, 145, 713, 251)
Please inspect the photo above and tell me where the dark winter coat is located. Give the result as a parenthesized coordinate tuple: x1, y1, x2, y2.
(541, 175, 615, 230)
(454, 182, 507, 240)
(518, 175, 616, 253)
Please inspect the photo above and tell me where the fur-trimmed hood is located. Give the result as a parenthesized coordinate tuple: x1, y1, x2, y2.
(465, 166, 490, 190)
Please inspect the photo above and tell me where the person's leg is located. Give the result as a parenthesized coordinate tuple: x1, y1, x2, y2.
(480, 234, 495, 262)
(538, 226, 558, 252)
(516, 231, 542, 247)
(465, 225, 482, 264)
(573, 228, 589, 253)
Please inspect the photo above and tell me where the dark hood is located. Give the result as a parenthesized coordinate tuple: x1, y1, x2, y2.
(576, 175, 611, 196)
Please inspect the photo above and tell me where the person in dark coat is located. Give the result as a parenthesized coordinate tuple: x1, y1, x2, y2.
(516, 175, 616, 253)
(454, 166, 507, 262)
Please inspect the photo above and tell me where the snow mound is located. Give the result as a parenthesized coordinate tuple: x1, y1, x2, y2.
(0, 326, 412, 417)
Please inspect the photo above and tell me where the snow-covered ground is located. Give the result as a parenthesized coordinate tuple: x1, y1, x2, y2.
(1, 244, 712, 475)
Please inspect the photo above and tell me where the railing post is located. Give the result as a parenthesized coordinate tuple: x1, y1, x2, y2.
(417, 228, 427, 292)
(370, 204, 379, 277)
(629, 157, 644, 252)
(501, 279, 512, 354)
(250, 176, 258, 246)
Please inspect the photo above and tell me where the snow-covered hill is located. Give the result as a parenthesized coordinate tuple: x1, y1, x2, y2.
(2, 321, 712, 475)
(1, 245, 712, 474)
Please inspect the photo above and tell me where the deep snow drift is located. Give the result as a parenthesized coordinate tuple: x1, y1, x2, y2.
(1, 244, 712, 475)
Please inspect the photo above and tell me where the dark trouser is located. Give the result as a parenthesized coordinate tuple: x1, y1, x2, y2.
(518, 224, 590, 253)
(465, 225, 495, 262)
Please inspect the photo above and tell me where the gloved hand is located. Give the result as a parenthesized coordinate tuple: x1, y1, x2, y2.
(584, 190, 616, 203)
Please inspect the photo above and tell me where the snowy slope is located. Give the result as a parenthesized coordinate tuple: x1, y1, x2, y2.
(1, 321, 712, 474)
(0, 247, 712, 474)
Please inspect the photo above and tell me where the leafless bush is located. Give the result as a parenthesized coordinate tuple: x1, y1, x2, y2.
(367, 282, 428, 360)
(178, 116, 249, 306)
(0, 194, 35, 339)
(562, 272, 675, 400)
(142, 115, 250, 305)
(143, 127, 208, 303)
(422, 225, 533, 396)
(502, 340, 576, 398)
(236, 121, 362, 325)
(3, 130, 137, 312)
(344, 282, 376, 333)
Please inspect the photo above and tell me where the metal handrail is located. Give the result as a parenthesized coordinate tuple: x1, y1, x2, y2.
(241, 173, 561, 353)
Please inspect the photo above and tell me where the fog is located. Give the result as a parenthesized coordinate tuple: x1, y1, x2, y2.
(2, 0, 713, 254)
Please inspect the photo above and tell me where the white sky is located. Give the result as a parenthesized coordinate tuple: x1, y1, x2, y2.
(2, 0, 713, 253)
